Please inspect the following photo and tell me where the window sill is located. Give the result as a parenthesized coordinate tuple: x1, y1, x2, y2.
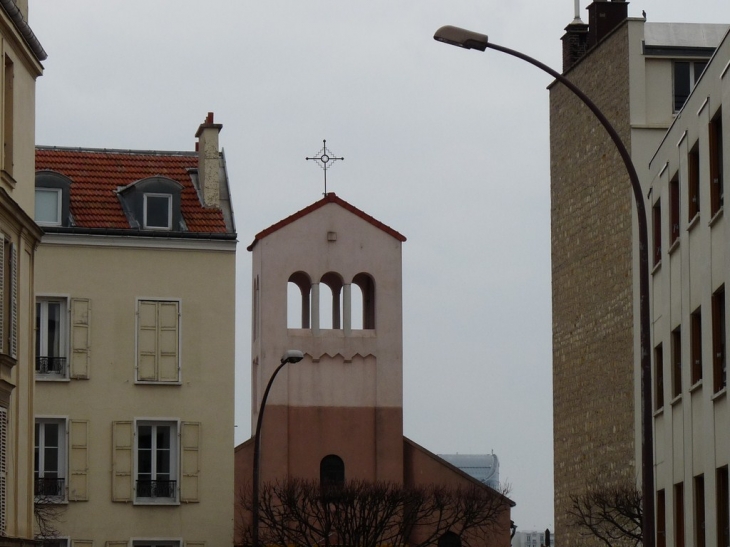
(1, 169, 16, 189)
(709, 206, 724, 227)
(35, 374, 70, 382)
(689, 379, 703, 393)
(34, 496, 68, 505)
(668, 238, 680, 255)
(712, 386, 727, 401)
(133, 498, 179, 506)
(651, 260, 662, 275)
(687, 213, 700, 231)
(670, 393, 682, 406)
(135, 380, 182, 386)
(653, 406, 664, 417)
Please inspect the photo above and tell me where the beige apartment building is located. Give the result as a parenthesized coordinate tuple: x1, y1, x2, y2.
(0, 1, 45, 545)
(550, 0, 728, 545)
(646, 27, 730, 547)
(32, 114, 236, 546)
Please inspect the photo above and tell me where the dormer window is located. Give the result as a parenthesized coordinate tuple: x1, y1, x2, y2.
(35, 188, 62, 226)
(34, 171, 72, 228)
(117, 177, 183, 232)
(144, 193, 172, 230)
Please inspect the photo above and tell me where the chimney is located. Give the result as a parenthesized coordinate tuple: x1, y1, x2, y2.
(562, 19, 589, 71)
(195, 112, 223, 208)
(587, 0, 629, 49)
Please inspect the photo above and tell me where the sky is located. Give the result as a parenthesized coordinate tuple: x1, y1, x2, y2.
(29, 0, 730, 534)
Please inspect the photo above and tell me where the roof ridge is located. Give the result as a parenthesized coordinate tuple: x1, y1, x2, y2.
(36, 145, 197, 157)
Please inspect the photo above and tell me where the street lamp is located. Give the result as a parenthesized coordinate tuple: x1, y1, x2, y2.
(252, 349, 305, 547)
(433, 25, 654, 547)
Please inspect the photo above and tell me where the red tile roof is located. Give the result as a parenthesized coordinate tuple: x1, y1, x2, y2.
(247, 192, 406, 251)
(35, 147, 230, 233)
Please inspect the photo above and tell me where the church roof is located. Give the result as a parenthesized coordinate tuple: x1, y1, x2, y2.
(36, 146, 232, 234)
(247, 192, 406, 251)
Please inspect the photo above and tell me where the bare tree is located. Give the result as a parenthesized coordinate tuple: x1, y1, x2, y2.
(567, 481, 643, 547)
(34, 494, 64, 543)
(238, 478, 511, 547)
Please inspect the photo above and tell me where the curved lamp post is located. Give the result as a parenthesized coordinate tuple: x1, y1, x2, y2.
(252, 349, 305, 547)
(433, 25, 654, 547)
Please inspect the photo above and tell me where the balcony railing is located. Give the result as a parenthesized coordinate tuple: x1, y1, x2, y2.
(34, 477, 65, 498)
(36, 356, 67, 375)
(136, 479, 177, 498)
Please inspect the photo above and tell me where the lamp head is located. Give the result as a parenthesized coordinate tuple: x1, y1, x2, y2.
(281, 349, 305, 365)
(434, 25, 488, 52)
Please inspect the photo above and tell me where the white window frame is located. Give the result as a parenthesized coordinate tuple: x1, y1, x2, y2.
(133, 419, 179, 505)
(143, 193, 173, 230)
(35, 296, 69, 381)
(34, 188, 62, 226)
(34, 417, 68, 503)
(135, 298, 182, 384)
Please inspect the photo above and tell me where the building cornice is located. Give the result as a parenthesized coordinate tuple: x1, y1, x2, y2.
(40, 232, 237, 252)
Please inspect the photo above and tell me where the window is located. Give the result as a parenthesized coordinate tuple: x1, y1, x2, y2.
(35, 189, 62, 226)
(658, 489, 667, 547)
(670, 174, 680, 245)
(0, 236, 17, 360)
(695, 474, 705, 547)
(143, 193, 172, 230)
(136, 421, 177, 503)
(653, 200, 662, 266)
(352, 273, 375, 329)
(287, 271, 311, 329)
(113, 421, 198, 504)
(0, 407, 6, 533)
(320, 454, 345, 488)
(675, 482, 685, 547)
(38, 539, 69, 547)
(689, 143, 701, 221)
(320, 272, 344, 329)
(692, 307, 703, 385)
(137, 300, 180, 383)
(34, 418, 66, 501)
(718, 466, 729, 547)
(36, 299, 67, 378)
(3, 55, 12, 177)
(655, 343, 664, 410)
(674, 60, 707, 112)
(672, 326, 682, 398)
(712, 285, 726, 393)
(710, 110, 724, 217)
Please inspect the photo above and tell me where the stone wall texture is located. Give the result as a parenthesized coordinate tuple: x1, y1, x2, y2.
(549, 23, 637, 547)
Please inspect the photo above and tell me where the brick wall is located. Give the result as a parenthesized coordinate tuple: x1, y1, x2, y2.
(549, 23, 636, 547)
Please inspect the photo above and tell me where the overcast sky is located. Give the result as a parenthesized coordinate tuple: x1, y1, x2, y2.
(30, 0, 730, 534)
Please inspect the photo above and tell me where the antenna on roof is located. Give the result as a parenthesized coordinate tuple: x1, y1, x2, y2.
(572, 0, 583, 23)
(306, 139, 344, 196)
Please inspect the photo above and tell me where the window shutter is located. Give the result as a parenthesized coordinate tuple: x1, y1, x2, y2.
(111, 421, 133, 502)
(69, 419, 89, 501)
(158, 301, 179, 382)
(71, 541, 94, 547)
(180, 421, 201, 503)
(0, 406, 6, 533)
(9, 242, 16, 360)
(70, 298, 91, 379)
(137, 301, 158, 381)
(0, 235, 4, 355)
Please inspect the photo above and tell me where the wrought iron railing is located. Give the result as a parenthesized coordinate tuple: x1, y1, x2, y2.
(34, 477, 65, 497)
(36, 356, 67, 375)
(136, 479, 176, 498)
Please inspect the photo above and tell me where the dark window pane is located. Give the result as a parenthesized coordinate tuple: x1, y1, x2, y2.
(675, 61, 690, 111)
(146, 195, 170, 228)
